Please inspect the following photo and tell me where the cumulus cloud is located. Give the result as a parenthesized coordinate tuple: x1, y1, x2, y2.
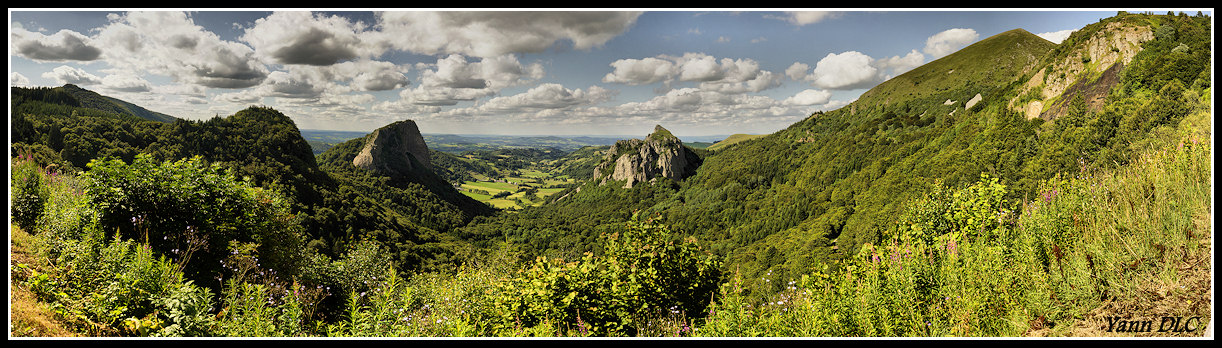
(676, 54, 725, 82)
(101, 73, 153, 92)
(1036, 29, 1076, 44)
(874, 49, 925, 79)
(10, 26, 103, 61)
(11, 72, 31, 86)
(923, 28, 979, 58)
(602, 57, 677, 85)
(789, 48, 926, 90)
(334, 60, 410, 91)
(392, 54, 545, 107)
(604, 53, 782, 94)
(373, 11, 642, 58)
(808, 51, 881, 90)
(478, 83, 616, 113)
(41, 65, 102, 85)
(95, 11, 269, 89)
(259, 70, 326, 99)
(783, 89, 832, 106)
(774, 11, 840, 26)
(242, 11, 373, 66)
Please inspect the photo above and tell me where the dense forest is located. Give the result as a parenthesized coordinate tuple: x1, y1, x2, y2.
(9, 12, 1212, 337)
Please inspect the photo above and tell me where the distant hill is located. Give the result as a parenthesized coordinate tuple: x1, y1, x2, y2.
(59, 84, 178, 123)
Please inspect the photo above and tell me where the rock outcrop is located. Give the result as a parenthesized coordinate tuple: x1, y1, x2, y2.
(592, 125, 701, 188)
(353, 120, 433, 178)
(1008, 20, 1153, 119)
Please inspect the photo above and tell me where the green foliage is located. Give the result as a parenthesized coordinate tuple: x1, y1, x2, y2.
(893, 174, 1013, 246)
(699, 131, 1210, 336)
(12, 154, 51, 231)
(491, 216, 722, 336)
(81, 154, 306, 292)
(149, 281, 216, 337)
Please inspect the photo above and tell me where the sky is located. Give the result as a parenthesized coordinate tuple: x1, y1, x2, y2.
(9, 8, 1201, 137)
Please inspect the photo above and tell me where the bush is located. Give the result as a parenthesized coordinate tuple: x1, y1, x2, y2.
(81, 154, 306, 291)
(492, 215, 722, 336)
(12, 154, 51, 231)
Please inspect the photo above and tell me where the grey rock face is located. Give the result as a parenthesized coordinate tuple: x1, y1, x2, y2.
(353, 120, 432, 177)
(593, 125, 696, 188)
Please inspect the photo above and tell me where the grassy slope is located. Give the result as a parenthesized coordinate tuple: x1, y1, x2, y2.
(706, 134, 768, 151)
(9, 226, 80, 337)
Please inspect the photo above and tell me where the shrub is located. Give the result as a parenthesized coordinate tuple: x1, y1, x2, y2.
(12, 154, 51, 231)
(492, 215, 722, 336)
(81, 154, 306, 291)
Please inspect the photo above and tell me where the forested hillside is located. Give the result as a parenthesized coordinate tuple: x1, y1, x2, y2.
(459, 11, 1212, 296)
(9, 11, 1211, 337)
(11, 90, 492, 276)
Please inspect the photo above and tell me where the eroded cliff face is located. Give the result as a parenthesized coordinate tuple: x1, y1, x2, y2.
(1009, 21, 1154, 119)
(592, 125, 700, 188)
(353, 120, 433, 177)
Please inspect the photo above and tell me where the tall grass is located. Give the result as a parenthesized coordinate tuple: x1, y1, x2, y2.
(695, 124, 1211, 337)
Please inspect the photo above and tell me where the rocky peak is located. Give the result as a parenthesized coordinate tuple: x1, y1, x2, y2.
(592, 125, 700, 188)
(352, 120, 433, 177)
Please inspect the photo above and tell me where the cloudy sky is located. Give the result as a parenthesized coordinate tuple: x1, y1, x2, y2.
(10, 9, 1148, 137)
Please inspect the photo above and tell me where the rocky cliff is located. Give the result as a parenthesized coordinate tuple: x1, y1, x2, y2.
(352, 120, 433, 178)
(1008, 20, 1153, 119)
(592, 125, 701, 188)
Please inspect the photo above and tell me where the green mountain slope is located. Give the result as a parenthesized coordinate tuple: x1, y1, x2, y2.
(10, 91, 493, 275)
(461, 12, 1212, 294)
(59, 84, 178, 123)
(706, 133, 767, 151)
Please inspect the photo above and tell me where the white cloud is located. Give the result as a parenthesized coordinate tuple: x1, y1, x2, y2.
(478, 83, 616, 112)
(95, 11, 269, 89)
(11, 72, 31, 86)
(783, 89, 832, 106)
(809, 51, 881, 90)
(604, 53, 783, 94)
(776, 11, 840, 26)
(676, 53, 726, 82)
(10, 26, 103, 61)
(874, 49, 925, 79)
(259, 70, 326, 99)
(696, 59, 782, 94)
(716, 36, 731, 43)
(1036, 29, 1076, 44)
(242, 11, 374, 66)
(213, 89, 263, 104)
(101, 73, 153, 92)
(331, 59, 410, 91)
(373, 11, 642, 58)
(397, 54, 545, 106)
(41, 65, 102, 85)
(785, 62, 811, 81)
(602, 57, 677, 85)
(790, 48, 927, 90)
(923, 28, 979, 58)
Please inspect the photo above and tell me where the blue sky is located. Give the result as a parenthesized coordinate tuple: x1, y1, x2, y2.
(9, 9, 1195, 137)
